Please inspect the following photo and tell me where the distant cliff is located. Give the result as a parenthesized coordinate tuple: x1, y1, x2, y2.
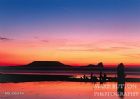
(27, 61, 69, 67)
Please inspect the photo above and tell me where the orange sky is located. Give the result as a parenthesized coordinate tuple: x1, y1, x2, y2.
(1, 0, 140, 67)
(0, 38, 140, 66)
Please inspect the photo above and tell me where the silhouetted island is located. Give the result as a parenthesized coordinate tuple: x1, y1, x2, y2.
(10, 61, 103, 70)
(27, 61, 100, 69)
(0, 61, 140, 83)
(27, 61, 70, 67)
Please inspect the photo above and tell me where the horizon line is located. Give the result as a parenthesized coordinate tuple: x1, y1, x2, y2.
(0, 61, 140, 67)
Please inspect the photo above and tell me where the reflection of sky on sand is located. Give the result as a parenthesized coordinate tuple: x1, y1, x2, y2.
(0, 82, 139, 99)
(0, 70, 140, 79)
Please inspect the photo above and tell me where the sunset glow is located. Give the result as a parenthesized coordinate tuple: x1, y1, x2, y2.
(0, 0, 140, 66)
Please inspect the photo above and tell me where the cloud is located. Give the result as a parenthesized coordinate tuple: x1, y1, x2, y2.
(40, 38, 68, 47)
(103, 40, 140, 48)
(41, 40, 49, 43)
(100, 47, 132, 51)
(123, 54, 140, 58)
(58, 46, 131, 52)
(0, 36, 12, 41)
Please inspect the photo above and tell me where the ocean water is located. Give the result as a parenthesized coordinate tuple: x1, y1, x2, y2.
(0, 81, 139, 99)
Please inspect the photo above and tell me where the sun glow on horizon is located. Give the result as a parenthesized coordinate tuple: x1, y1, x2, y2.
(0, 0, 140, 67)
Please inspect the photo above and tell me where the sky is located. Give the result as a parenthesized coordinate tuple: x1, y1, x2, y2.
(0, 0, 140, 66)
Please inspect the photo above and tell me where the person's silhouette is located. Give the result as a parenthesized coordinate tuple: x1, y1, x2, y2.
(117, 63, 126, 98)
(98, 62, 104, 83)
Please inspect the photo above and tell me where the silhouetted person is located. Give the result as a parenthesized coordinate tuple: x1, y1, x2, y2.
(83, 75, 86, 80)
(117, 63, 126, 99)
(90, 73, 93, 80)
(97, 62, 104, 83)
(102, 73, 107, 82)
(90, 73, 98, 82)
(92, 75, 98, 82)
(117, 63, 125, 81)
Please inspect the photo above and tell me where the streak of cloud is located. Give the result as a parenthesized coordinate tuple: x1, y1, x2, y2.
(0, 36, 12, 41)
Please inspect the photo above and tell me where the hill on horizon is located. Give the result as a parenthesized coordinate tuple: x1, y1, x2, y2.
(26, 61, 104, 68)
(27, 61, 70, 67)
